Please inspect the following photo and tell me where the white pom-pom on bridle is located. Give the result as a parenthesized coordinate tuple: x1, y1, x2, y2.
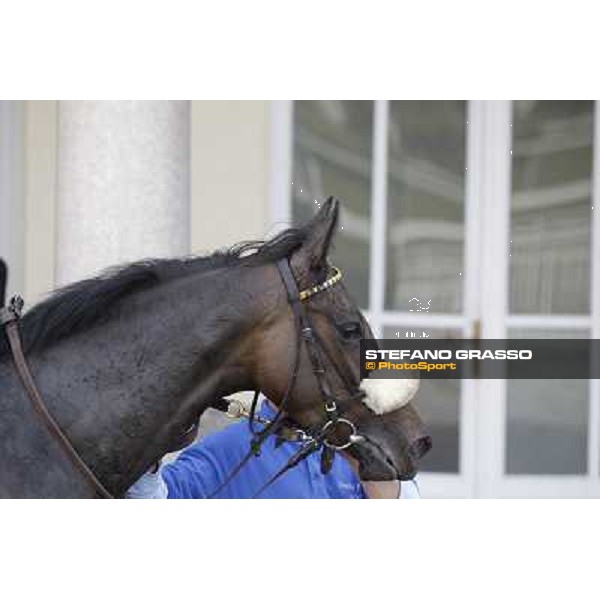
(359, 377, 420, 415)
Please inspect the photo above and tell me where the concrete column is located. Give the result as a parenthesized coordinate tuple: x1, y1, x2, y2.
(56, 101, 190, 285)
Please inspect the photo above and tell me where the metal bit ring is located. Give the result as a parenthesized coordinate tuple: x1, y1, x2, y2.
(323, 418, 359, 450)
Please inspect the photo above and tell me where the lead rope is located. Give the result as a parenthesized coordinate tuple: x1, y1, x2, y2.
(251, 439, 321, 498)
(251, 423, 335, 498)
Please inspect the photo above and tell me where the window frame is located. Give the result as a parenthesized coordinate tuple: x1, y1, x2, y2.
(270, 100, 600, 498)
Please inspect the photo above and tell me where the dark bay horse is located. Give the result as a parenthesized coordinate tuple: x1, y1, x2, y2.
(0, 198, 430, 498)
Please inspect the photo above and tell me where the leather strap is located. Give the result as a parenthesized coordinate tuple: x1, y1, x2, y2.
(2, 303, 113, 499)
(276, 259, 338, 416)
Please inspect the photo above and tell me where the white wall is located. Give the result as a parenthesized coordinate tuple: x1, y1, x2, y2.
(24, 100, 57, 304)
(13, 100, 273, 302)
(191, 100, 271, 254)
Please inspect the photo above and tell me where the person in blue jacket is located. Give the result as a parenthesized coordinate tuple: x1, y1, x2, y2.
(127, 397, 420, 500)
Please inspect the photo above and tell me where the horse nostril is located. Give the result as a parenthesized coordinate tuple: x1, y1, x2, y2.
(409, 435, 432, 460)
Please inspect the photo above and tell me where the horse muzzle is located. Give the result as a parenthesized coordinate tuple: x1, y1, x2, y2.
(346, 402, 432, 481)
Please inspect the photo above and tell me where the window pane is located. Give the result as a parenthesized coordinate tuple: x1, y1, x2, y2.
(384, 326, 461, 473)
(386, 101, 466, 313)
(292, 101, 373, 308)
(505, 328, 589, 475)
(510, 101, 593, 314)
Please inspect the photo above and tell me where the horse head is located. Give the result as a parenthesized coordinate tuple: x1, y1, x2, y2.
(0, 199, 429, 497)
(251, 197, 431, 481)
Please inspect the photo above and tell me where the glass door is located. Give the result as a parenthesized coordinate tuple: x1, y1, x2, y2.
(477, 100, 600, 497)
(272, 99, 600, 498)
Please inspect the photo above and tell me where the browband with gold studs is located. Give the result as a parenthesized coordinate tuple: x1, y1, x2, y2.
(298, 266, 343, 301)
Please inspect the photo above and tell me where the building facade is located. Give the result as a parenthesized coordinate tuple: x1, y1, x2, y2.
(1, 100, 599, 497)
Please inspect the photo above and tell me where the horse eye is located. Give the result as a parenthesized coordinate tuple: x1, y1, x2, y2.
(338, 321, 362, 341)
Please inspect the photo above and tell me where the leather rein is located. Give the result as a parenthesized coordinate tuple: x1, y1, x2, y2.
(1, 296, 114, 498)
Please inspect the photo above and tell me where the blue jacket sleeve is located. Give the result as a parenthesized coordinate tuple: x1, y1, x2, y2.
(161, 441, 226, 499)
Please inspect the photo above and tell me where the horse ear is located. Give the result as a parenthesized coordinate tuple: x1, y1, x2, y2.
(292, 197, 339, 273)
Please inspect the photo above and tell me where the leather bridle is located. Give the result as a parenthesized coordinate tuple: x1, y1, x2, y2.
(210, 258, 370, 497)
(273, 257, 367, 450)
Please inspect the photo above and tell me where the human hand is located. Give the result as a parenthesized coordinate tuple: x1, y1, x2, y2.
(343, 455, 401, 499)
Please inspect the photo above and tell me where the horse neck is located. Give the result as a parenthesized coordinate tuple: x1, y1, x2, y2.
(26, 262, 279, 494)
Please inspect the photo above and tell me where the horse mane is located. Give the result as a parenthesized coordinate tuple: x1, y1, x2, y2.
(0, 226, 307, 358)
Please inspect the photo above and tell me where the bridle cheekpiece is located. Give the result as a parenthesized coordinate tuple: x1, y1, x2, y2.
(231, 258, 370, 497)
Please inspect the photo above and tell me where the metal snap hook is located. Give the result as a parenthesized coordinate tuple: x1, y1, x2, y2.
(226, 399, 245, 419)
